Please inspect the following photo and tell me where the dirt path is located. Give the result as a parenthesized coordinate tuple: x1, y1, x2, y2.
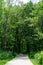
(5, 55, 33, 65)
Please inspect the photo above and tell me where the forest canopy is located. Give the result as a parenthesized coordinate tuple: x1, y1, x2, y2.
(0, 0, 43, 54)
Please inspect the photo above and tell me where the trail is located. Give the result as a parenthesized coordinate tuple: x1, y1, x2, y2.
(5, 55, 33, 65)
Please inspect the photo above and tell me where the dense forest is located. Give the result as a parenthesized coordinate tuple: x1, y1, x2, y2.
(0, 0, 43, 55)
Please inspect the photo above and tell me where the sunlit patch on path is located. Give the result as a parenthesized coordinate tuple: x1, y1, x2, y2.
(5, 55, 33, 65)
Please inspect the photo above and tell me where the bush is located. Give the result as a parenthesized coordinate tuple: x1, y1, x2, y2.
(29, 51, 36, 59)
(38, 51, 43, 65)
(34, 51, 43, 65)
(0, 51, 15, 60)
(38, 57, 43, 65)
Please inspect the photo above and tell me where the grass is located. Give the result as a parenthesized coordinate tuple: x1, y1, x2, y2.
(0, 59, 9, 65)
(30, 58, 38, 65)
(0, 51, 16, 65)
(29, 51, 43, 65)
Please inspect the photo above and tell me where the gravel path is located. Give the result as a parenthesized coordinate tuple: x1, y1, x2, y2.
(5, 55, 33, 65)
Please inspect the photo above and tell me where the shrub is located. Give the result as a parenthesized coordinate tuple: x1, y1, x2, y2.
(0, 51, 15, 60)
(29, 51, 36, 59)
(34, 51, 43, 65)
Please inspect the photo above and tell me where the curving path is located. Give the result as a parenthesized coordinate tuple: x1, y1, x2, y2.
(5, 54, 33, 65)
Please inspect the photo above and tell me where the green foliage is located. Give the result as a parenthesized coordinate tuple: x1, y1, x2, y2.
(0, 60, 9, 65)
(0, 50, 16, 65)
(0, 51, 15, 60)
(34, 51, 43, 65)
(29, 51, 43, 65)
(0, 0, 43, 54)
